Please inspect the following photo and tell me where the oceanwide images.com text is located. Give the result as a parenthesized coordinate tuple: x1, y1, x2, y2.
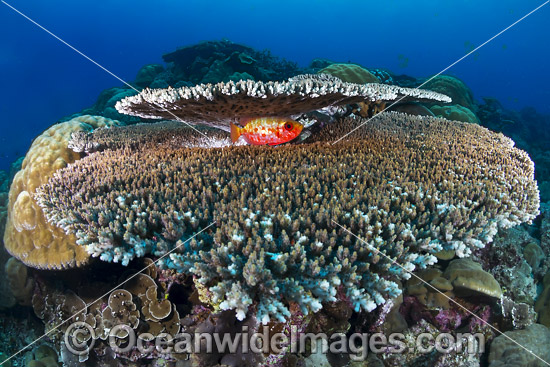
(65, 322, 485, 361)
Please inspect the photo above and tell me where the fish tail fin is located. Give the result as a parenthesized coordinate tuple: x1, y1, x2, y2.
(230, 122, 242, 143)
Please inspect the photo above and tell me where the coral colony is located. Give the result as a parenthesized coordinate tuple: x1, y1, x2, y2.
(34, 107, 538, 325)
(1, 41, 546, 367)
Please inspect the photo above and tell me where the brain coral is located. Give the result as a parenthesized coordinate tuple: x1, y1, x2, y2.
(115, 76, 451, 131)
(3, 115, 123, 269)
(35, 113, 539, 323)
(318, 63, 380, 84)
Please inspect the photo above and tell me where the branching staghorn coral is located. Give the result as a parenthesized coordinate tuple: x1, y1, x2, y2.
(114, 76, 451, 131)
(35, 112, 539, 323)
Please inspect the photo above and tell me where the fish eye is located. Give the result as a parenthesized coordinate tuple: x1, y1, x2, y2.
(284, 123, 293, 130)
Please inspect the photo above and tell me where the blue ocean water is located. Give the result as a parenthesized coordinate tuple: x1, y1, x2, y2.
(0, 0, 548, 171)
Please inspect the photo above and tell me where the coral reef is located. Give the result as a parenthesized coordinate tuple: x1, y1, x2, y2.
(406, 267, 454, 309)
(35, 112, 539, 324)
(3, 115, 124, 269)
(78, 87, 140, 123)
(115, 76, 451, 131)
(31, 259, 184, 365)
(134, 64, 165, 88)
(162, 39, 299, 84)
(380, 319, 483, 367)
(318, 63, 380, 84)
(481, 225, 541, 305)
(499, 296, 536, 330)
(488, 323, 550, 366)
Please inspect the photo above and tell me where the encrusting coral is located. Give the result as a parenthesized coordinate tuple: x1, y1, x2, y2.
(31, 260, 181, 363)
(35, 111, 539, 324)
(114, 75, 451, 131)
(3, 115, 124, 269)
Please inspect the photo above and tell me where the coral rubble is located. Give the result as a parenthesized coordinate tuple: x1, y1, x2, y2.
(34, 112, 539, 324)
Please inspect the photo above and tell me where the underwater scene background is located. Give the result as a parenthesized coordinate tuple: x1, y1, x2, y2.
(0, 0, 549, 366)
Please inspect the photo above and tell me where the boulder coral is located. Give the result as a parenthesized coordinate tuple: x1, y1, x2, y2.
(431, 104, 480, 124)
(488, 323, 550, 367)
(317, 63, 380, 84)
(4, 257, 34, 306)
(443, 258, 502, 298)
(3, 115, 124, 269)
(422, 75, 475, 110)
(35, 112, 539, 323)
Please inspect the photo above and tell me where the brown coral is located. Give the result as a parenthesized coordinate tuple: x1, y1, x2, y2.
(443, 258, 502, 298)
(422, 75, 475, 110)
(34, 112, 539, 321)
(430, 104, 480, 124)
(488, 323, 550, 366)
(114, 77, 451, 131)
(3, 115, 123, 269)
(25, 345, 59, 367)
(101, 289, 139, 338)
(318, 63, 380, 84)
(406, 268, 455, 309)
(4, 257, 34, 306)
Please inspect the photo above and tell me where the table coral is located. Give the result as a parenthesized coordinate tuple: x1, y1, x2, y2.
(3, 115, 124, 269)
(35, 112, 539, 324)
(114, 76, 451, 131)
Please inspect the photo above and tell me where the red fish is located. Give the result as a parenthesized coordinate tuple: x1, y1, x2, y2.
(230, 118, 303, 146)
